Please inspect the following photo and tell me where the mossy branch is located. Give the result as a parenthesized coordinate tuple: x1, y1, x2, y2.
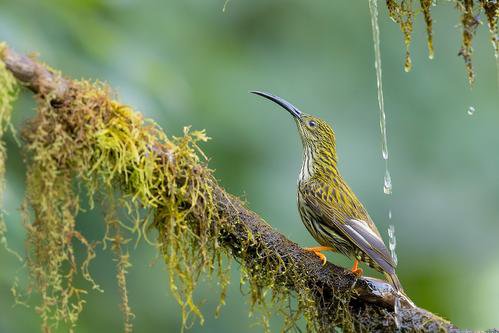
(0, 45, 457, 332)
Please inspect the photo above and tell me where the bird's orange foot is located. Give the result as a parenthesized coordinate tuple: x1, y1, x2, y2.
(304, 246, 334, 265)
(351, 260, 363, 277)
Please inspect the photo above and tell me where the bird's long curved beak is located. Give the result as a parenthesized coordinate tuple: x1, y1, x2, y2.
(250, 91, 302, 118)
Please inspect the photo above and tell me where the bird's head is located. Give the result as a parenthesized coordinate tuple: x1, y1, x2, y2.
(251, 91, 336, 153)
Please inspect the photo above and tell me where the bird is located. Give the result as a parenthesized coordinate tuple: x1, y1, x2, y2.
(251, 90, 403, 292)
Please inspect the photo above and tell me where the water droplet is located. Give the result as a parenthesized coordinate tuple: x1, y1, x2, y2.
(467, 106, 476, 115)
(368, 0, 392, 195)
(382, 149, 389, 160)
(388, 225, 394, 238)
(222, 0, 230, 12)
(387, 225, 398, 265)
(383, 170, 392, 195)
(388, 210, 392, 220)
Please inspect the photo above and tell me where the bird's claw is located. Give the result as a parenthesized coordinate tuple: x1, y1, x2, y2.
(304, 248, 328, 265)
(351, 260, 363, 277)
(351, 267, 363, 277)
(315, 251, 328, 265)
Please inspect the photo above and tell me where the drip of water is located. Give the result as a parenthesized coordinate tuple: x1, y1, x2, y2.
(368, 7, 400, 323)
(387, 224, 398, 265)
(222, 0, 230, 12)
(383, 170, 392, 195)
(368, 0, 391, 196)
(467, 106, 476, 115)
(390, 221, 400, 328)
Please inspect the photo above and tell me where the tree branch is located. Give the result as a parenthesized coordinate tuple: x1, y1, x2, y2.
(1, 46, 456, 332)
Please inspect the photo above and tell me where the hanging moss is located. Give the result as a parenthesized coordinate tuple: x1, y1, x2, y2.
(420, 0, 434, 59)
(385, 0, 499, 85)
(386, 0, 414, 72)
(0, 42, 19, 254)
(479, 0, 499, 58)
(457, 0, 480, 85)
(15, 79, 220, 330)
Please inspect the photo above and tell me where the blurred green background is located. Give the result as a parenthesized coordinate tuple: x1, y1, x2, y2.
(1, 0, 498, 331)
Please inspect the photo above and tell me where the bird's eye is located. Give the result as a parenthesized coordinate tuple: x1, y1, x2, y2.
(308, 120, 316, 127)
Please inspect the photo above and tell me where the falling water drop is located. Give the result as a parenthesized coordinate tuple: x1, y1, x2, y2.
(390, 221, 401, 328)
(383, 170, 392, 195)
(222, 0, 230, 12)
(368, 0, 392, 196)
(467, 106, 476, 115)
(387, 225, 398, 265)
(388, 209, 392, 220)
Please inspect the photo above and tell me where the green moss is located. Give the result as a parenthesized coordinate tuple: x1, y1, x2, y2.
(235, 241, 319, 332)
(479, 0, 499, 58)
(420, 0, 434, 59)
(385, 0, 499, 85)
(0, 73, 241, 331)
(457, 0, 479, 85)
(0, 42, 19, 256)
(386, 0, 414, 72)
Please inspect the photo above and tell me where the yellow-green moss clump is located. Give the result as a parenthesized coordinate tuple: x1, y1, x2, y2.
(0, 65, 323, 332)
(17, 78, 226, 331)
(386, 0, 414, 72)
(386, 0, 499, 85)
(0, 43, 19, 253)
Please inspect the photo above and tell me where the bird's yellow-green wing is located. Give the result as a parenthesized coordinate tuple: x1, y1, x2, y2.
(303, 182, 396, 275)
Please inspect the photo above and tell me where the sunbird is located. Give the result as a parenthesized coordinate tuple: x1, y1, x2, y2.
(251, 91, 403, 292)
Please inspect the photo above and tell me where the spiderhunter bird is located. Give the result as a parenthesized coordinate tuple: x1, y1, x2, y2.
(251, 91, 403, 292)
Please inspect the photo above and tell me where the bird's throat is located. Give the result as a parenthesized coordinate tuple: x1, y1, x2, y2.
(299, 147, 314, 181)
(299, 145, 339, 182)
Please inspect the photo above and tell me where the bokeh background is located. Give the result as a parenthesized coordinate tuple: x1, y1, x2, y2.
(1, 0, 498, 332)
